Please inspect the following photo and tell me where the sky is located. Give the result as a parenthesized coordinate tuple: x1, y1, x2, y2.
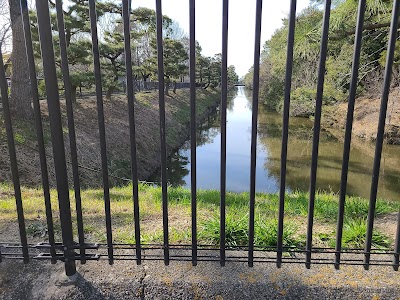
(130, 0, 311, 77)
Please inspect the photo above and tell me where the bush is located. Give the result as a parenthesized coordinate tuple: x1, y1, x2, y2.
(286, 85, 344, 117)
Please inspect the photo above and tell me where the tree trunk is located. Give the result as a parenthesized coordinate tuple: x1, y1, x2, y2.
(165, 80, 170, 95)
(173, 81, 177, 93)
(8, 0, 32, 119)
(71, 85, 77, 104)
(106, 86, 113, 100)
(142, 74, 149, 90)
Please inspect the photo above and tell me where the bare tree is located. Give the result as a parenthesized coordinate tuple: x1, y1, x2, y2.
(0, 0, 11, 49)
(8, 0, 32, 118)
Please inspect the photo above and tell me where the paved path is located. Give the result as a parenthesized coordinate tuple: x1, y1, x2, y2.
(0, 251, 400, 299)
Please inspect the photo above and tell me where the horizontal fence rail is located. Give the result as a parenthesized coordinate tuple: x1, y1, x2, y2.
(0, 0, 400, 277)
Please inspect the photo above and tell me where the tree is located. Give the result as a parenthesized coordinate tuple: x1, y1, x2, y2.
(206, 54, 222, 88)
(8, 0, 32, 118)
(0, 0, 11, 49)
(130, 7, 173, 88)
(246, 0, 399, 116)
(29, 0, 118, 102)
(150, 37, 188, 94)
(227, 65, 238, 86)
(195, 43, 210, 87)
(100, 29, 125, 99)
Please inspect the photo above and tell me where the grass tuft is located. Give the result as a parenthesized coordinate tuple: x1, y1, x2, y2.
(328, 218, 391, 249)
(199, 212, 302, 248)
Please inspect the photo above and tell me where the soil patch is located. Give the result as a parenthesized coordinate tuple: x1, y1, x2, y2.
(322, 88, 400, 144)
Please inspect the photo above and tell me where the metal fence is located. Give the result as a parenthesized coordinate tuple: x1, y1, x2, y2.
(134, 80, 191, 92)
(0, 0, 400, 277)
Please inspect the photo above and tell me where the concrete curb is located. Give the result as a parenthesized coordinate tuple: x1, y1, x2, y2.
(1, 254, 399, 299)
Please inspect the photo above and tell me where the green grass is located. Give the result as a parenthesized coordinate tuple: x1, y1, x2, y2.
(328, 218, 392, 249)
(199, 213, 302, 248)
(0, 183, 398, 250)
(0, 114, 52, 147)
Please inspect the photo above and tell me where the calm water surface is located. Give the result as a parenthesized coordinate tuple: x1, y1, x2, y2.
(151, 87, 400, 201)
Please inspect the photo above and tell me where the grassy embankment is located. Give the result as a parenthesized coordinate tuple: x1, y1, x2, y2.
(0, 183, 399, 250)
(0, 88, 221, 186)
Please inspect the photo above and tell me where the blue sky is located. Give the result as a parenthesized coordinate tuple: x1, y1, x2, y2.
(130, 0, 311, 77)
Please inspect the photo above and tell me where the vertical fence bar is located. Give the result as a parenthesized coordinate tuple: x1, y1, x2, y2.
(122, 0, 141, 264)
(88, 0, 114, 264)
(155, 0, 169, 265)
(248, 0, 263, 268)
(394, 212, 400, 270)
(54, 0, 86, 264)
(0, 48, 29, 264)
(35, 0, 76, 276)
(364, 0, 400, 270)
(189, 0, 197, 266)
(276, 0, 297, 268)
(393, 211, 400, 271)
(20, 0, 56, 263)
(334, 0, 366, 269)
(220, 0, 228, 267)
(306, 0, 331, 269)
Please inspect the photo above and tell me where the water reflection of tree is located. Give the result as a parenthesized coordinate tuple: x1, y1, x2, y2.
(154, 102, 223, 186)
(257, 109, 313, 192)
(197, 111, 220, 146)
(256, 106, 400, 199)
(257, 105, 352, 193)
(227, 93, 235, 112)
(166, 151, 190, 186)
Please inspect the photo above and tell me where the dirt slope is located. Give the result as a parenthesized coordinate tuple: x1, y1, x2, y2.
(0, 88, 220, 187)
(322, 88, 400, 144)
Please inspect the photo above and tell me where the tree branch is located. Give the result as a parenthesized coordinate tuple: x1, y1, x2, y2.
(331, 21, 398, 40)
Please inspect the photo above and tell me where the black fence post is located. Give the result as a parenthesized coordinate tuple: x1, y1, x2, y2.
(248, 0, 263, 268)
(276, 0, 297, 268)
(35, 0, 76, 276)
(20, 0, 57, 264)
(0, 47, 29, 264)
(364, 0, 400, 270)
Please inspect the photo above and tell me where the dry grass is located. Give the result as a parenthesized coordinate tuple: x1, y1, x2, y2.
(323, 88, 400, 144)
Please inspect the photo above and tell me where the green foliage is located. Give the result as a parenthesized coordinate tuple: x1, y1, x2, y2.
(195, 49, 238, 89)
(147, 37, 188, 94)
(99, 30, 125, 98)
(287, 85, 341, 117)
(227, 65, 239, 85)
(28, 2, 208, 99)
(247, 0, 397, 115)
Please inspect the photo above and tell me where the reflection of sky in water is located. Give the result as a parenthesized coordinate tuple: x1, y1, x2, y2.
(161, 87, 400, 200)
(169, 86, 279, 193)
